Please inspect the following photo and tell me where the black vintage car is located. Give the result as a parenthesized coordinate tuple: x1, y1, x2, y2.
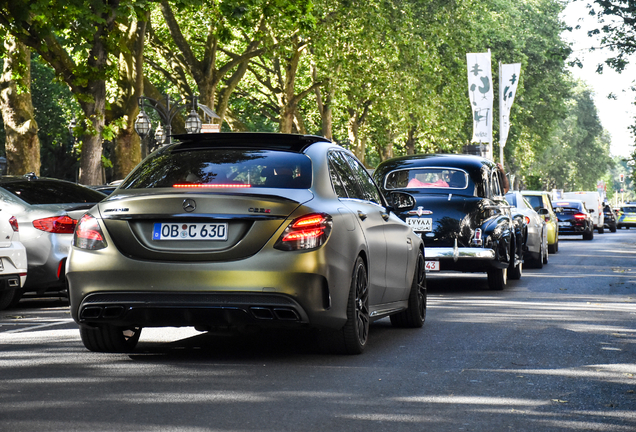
(374, 154, 521, 290)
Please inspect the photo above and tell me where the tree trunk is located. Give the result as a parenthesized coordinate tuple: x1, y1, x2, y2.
(0, 37, 40, 175)
(111, 13, 147, 180)
(405, 126, 416, 155)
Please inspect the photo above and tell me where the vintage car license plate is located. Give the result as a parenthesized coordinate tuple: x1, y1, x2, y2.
(425, 260, 439, 272)
(406, 217, 433, 232)
(152, 222, 228, 241)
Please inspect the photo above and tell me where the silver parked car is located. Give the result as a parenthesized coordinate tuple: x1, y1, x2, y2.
(505, 191, 548, 268)
(0, 211, 28, 309)
(67, 133, 426, 354)
(0, 174, 106, 304)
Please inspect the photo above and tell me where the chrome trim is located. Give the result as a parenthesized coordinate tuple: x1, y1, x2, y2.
(426, 247, 496, 260)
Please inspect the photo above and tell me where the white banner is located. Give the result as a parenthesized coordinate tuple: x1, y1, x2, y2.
(499, 63, 521, 149)
(467, 51, 494, 145)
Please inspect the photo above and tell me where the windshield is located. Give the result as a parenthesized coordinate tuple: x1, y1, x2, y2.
(1, 180, 106, 205)
(384, 168, 468, 190)
(120, 148, 312, 190)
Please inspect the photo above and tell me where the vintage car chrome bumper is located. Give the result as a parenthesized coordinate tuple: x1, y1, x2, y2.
(425, 247, 495, 261)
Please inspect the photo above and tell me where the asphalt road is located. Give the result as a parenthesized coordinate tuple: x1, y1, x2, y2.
(1, 230, 635, 431)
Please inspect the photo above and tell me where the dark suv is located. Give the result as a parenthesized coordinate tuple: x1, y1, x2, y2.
(603, 204, 617, 232)
(552, 199, 594, 240)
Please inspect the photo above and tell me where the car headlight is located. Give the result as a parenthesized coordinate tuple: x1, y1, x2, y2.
(73, 214, 108, 250)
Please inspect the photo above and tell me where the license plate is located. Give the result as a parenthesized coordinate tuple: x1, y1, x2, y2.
(407, 217, 433, 232)
(152, 222, 228, 241)
(558, 221, 570, 227)
(425, 260, 439, 272)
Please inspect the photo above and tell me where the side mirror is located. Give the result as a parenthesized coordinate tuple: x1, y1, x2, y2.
(389, 191, 415, 211)
(537, 208, 549, 216)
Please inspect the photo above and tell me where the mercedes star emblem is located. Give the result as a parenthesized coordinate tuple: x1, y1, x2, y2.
(183, 199, 196, 212)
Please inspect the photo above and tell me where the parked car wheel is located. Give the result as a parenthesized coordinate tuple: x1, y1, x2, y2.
(542, 240, 549, 265)
(534, 245, 544, 269)
(487, 267, 507, 290)
(548, 238, 558, 254)
(0, 289, 16, 310)
(80, 325, 142, 353)
(508, 255, 523, 280)
(583, 229, 594, 241)
(390, 250, 426, 328)
(597, 226, 604, 234)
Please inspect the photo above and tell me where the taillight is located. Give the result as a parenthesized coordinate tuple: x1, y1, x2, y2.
(472, 228, 483, 246)
(73, 214, 107, 250)
(33, 216, 77, 234)
(524, 216, 530, 225)
(574, 213, 587, 220)
(274, 213, 332, 251)
(9, 216, 18, 232)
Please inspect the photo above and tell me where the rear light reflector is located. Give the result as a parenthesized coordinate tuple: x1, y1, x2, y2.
(472, 228, 482, 246)
(274, 213, 332, 251)
(74, 214, 107, 250)
(524, 216, 530, 225)
(574, 213, 587, 220)
(9, 216, 18, 232)
(33, 215, 77, 233)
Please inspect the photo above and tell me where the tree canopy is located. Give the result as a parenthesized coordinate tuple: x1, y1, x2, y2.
(0, 0, 619, 194)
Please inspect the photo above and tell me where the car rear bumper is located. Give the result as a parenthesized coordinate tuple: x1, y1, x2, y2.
(67, 246, 351, 331)
(0, 241, 28, 290)
(425, 246, 506, 272)
(76, 291, 310, 329)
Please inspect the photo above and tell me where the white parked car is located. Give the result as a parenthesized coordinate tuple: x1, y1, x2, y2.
(0, 211, 28, 310)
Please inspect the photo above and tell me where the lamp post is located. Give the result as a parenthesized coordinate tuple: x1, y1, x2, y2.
(134, 94, 203, 146)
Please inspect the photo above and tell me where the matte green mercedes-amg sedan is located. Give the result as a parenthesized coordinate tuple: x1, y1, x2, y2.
(66, 133, 425, 354)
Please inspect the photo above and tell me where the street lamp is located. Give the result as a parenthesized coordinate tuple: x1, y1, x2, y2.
(133, 94, 203, 145)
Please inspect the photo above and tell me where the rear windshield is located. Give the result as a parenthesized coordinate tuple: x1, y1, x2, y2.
(1, 180, 106, 205)
(622, 206, 636, 213)
(553, 201, 584, 212)
(120, 148, 312, 190)
(384, 168, 468, 190)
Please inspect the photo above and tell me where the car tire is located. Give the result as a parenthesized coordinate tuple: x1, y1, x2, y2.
(542, 242, 549, 265)
(0, 289, 16, 310)
(323, 256, 369, 355)
(598, 226, 605, 234)
(548, 237, 558, 254)
(508, 257, 522, 280)
(534, 247, 544, 269)
(390, 250, 426, 328)
(79, 324, 142, 353)
(610, 226, 617, 233)
(583, 228, 594, 240)
(487, 267, 507, 291)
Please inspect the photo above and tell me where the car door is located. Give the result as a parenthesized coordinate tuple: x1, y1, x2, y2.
(329, 151, 412, 304)
(328, 151, 389, 305)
